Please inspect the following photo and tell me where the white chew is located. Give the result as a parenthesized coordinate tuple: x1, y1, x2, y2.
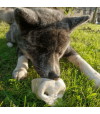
(31, 78, 66, 106)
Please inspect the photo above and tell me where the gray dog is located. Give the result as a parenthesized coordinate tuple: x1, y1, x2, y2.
(1, 7, 100, 88)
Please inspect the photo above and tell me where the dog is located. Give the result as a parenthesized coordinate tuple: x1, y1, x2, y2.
(0, 7, 100, 88)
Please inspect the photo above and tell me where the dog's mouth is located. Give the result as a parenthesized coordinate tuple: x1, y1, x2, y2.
(33, 66, 60, 80)
(50, 77, 59, 80)
(37, 70, 60, 80)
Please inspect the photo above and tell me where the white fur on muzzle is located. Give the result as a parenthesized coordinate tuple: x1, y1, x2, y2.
(31, 78, 66, 106)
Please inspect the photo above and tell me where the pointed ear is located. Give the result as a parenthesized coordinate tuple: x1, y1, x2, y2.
(67, 16, 90, 34)
(14, 8, 39, 34)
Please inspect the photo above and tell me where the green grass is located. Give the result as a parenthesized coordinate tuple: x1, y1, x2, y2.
(0, 21, 100, 107)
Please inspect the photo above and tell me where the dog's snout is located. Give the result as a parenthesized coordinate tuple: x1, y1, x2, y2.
(48, 72, 60, 80)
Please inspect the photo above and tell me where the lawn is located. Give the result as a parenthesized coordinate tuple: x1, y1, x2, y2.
(0, 21, 100, 107)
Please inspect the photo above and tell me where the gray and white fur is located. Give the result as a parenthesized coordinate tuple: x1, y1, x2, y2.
(1, 7, 100, 88)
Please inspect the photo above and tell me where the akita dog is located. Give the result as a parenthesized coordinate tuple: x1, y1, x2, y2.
(0, 7, 100, 88)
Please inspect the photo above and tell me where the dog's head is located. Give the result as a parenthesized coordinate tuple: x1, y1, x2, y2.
(14, 7, 90, 80)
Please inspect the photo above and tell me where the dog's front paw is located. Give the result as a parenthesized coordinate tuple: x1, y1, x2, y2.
(7, 42, 13, 47)
(12, 68, 27, 80)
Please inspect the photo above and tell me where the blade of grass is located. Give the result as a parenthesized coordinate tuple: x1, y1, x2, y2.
(24, 96, 26, 107)
(0, 101, 3, 107)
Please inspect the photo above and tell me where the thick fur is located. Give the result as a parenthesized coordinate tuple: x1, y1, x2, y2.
(1, 7, 100, 88)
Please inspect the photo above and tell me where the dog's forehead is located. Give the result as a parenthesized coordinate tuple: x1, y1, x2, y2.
(29, 29, 56, 45)
(29, 28, 68, 50)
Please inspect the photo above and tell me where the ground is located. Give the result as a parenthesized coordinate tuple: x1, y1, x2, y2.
(0, 21, 100, 107)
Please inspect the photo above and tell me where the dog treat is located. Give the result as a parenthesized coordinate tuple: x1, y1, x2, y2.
(31, 78, 66, 106)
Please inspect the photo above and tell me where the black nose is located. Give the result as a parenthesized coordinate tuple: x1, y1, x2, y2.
(48, 72, 60, 80)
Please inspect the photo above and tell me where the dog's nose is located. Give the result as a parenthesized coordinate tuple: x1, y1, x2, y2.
(48, 72, 60, 80)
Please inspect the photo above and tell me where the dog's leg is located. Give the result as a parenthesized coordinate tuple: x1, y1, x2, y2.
(64, 47, 100, 88)
(12, 47, 28, 80)
(7, 42, 13, 47)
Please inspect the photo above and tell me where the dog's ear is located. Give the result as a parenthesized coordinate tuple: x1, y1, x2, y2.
(67, 16, 90, 34)
(14, 8, 39, 34)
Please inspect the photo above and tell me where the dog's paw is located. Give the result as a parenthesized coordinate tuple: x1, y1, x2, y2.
(12, 68, 27, 80)
(7, 42, 13, 47)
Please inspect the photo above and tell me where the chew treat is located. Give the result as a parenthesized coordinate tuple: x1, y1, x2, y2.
(31, 78, 66, 106)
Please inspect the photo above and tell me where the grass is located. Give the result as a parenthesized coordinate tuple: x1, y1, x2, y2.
(0, 21, 100, 107)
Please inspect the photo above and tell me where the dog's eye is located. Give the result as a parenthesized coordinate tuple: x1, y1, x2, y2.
(59, 52, 62, 55)
(55, 50, 62, 56)
(55, 50, 61, 55)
